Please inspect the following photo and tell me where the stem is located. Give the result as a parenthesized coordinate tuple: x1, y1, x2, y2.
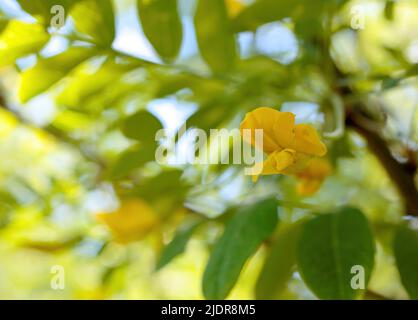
(346, 112, 418, 216)
(330, 61, 418, 216)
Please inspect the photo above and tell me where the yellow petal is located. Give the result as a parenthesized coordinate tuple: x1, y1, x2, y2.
(240, 107, 295, 153)
(297, 158, 332, 179)
(297, 178, 323, 196)
(292, 124, 327, 156)
(96, 199, 158, 243)
(252, 149, 296, 180)
(269, 148, 297, 172)
(281, 152, 312, 175)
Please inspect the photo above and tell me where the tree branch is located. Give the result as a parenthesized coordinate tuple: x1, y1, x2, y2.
(346, 111, 418, 216)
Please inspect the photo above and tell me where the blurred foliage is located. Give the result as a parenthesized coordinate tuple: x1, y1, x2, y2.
(0, 0, 417, 299)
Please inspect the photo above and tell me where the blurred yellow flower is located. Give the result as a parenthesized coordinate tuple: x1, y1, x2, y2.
(96, 199, 159, 243)
(225, 0, 245, 18)
(240, 107, 327, 181)
(296, 158, 333, 196)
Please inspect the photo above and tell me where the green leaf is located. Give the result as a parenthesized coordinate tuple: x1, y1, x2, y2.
(297, 207, 375, 300)
(16, 0, 79, 24)
(16, 0, 56, 22)
(137, 0, 183, 62)
(195, 0, 237, 73)
(19, 47, 95, 102)
(233, 0, 300, 32)
(186, 99, 239, 133)
(233, 0, 344, 37)
(255, 220, 304, 299)
(135, 170, 189, 200)
(0, 18, 8, 34)
(384, 0, 395, 20)
(394, 226, 418, 299)
(202, 197, 279, 300)
(0, 21, 49, 68)
(405, 64, 418, 78)
(71, 0, 115, 46)
(109, 145, 156, 179)
(328, 134, 355, 165)
(156, 220, 202, 270)
(56, 58, 135, 108)
(122, 110, 163, 144)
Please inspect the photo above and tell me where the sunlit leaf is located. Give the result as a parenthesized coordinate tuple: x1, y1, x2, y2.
(233, 0, 299, 32)
(202, 197, 278, 299)
(195, 0, 237, 73)
(137, 0, 183, 62)
(233, 0, 344, 37)
(57, 58, 134, 107)
(16, 0, 80, 24)
(0, 21, 49, 67)
(71, 0, 115, 46)
(19, 47, 96, 102)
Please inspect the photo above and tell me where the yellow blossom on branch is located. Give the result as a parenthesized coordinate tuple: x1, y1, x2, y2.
(296, 158, 333, 196)
(240, 107, 327, 182)
(96, 198, 159, 243)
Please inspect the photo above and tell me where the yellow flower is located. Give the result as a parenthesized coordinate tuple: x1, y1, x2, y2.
(96, 199, 159, 243)
(225, 0, 245, 18)
(240, 107, 327, 180)
(296, 158, 333, 195)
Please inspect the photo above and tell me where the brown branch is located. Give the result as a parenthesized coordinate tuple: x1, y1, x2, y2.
(328, 57, 418, 216)
(345, 104, 418, 216)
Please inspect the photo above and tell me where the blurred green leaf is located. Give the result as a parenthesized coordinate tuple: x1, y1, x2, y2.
(0, 16, 8, 33)
(202, 197, 278, 299)
(384, 0, 395, 20)
(109, 145, 156, 179)
(16, 0, 79, 24)
(187, 104, 227, 131)
(71, 0, 115, 46)
(195, 0, 237, 73)
(255, 220, 304, 299)
(405, 64, 418, 77)
(122, 110, 163, 144)
(328, 134, 355, 165)
(233, 0, 344, 38)
(0, 21, 49, 67)
(19, 47, 96, 102)
(57, 58, 136, 108)
(137, 0, 183, 62)
(156, 220, 202, 270)
(394, 226, 418, 299)
(233, 0, 299, 32)
(297, 207, 375, 299)
(135, 170, 189, 200)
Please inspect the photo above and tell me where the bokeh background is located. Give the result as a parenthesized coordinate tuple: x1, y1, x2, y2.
(0, 0, 417, 299)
